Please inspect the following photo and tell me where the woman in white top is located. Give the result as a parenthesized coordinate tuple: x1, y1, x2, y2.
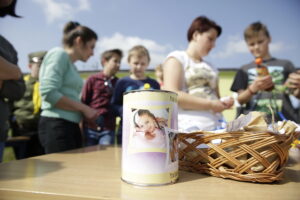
(163, 16, 233, 132)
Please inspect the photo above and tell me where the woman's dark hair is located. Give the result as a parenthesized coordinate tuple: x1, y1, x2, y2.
(187, 16, 222, 42)
(62, 21, 98, 47)
(0, 0, 21, 18)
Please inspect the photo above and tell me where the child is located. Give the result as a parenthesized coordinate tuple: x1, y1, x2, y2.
(132, 109, 166, 149)
(230, 22, 299, 123)
(81, 49, 123, 145)
(12, 51, 47, 158)
(111, 45, 160, 144)
(155, 64, 164, 89)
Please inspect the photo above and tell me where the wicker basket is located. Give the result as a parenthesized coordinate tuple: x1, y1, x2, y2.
(178, 130, 300, 183)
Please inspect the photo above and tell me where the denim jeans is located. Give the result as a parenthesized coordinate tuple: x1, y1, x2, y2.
(84, 128, 115, 146)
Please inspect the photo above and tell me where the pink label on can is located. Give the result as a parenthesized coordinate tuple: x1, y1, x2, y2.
(122, 90, 178, 185)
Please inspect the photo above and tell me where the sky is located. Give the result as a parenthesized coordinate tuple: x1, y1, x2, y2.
(1, 0, 300, 73)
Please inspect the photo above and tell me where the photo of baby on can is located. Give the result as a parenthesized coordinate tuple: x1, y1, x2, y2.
(121, 90, 178, 186)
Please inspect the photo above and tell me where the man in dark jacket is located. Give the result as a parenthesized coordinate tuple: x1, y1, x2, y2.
(0, 0, 25, 162)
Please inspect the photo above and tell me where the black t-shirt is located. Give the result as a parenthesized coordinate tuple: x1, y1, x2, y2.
(230, 57, 299, 123)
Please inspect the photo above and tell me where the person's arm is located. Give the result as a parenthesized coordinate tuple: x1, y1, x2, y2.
(237, 75, 274, 104)
(0, 56, 22, 80)
(285, 70, 300, 98)
(81, 77, 93, 105)
(215, 78, 221, 99)
(55, 96, 98, 121)
(163, 57, 226, 113)
(0, 56, 25, 100)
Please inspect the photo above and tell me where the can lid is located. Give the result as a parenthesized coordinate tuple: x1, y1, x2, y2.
(123, 89, 178, 96)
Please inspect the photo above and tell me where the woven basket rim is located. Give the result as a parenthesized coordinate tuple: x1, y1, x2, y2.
(178, 130, 300, 183)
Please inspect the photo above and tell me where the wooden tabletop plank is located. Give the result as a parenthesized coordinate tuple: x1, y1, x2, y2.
(0, 146, 299, 200)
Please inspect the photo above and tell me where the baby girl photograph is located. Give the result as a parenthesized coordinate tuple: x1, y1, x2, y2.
(129, 108, 169, 152)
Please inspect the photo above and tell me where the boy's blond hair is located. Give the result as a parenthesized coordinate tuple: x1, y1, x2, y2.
(127, 45, 150, 63)
(244, 21, 270, 41)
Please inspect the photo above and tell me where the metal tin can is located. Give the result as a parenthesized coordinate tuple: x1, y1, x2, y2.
(121, 90, 178, 186)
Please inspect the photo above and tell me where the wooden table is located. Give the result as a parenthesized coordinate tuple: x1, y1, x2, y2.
(0, 146, 299, 200)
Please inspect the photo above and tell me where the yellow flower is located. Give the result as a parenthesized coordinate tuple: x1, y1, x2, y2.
(291, 139, 300, 148)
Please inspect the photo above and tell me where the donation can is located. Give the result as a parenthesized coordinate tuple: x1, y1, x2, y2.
(121, 90, 178, 186)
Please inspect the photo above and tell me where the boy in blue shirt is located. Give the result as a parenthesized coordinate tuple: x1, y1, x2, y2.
(111, 45, 160, 144)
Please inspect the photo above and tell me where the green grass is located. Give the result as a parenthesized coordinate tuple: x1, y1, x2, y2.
(218, 70, 237, 122)
(3, 147, 15, 162)
(3, 130, 16, 163)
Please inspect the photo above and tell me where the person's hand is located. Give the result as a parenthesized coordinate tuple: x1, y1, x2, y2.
(82, 105, 98, 122)
(210, 99, 227, 113)
(284, 70, 300, 98)
(285, 70, 300, 90)
(220, 96, 234, 109)
(251, 75, 274, 92)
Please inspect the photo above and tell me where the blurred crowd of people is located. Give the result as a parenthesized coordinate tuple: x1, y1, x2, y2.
(1, 0, 300, 162)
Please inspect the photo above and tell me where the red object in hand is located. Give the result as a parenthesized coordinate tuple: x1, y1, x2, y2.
(255, 58, 269, 76)
(255, 57, 274, 91)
